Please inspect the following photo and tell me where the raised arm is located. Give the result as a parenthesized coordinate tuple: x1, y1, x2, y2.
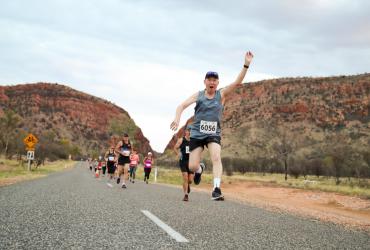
(170, 92, 198, 131)
(221, 51, 254, 100)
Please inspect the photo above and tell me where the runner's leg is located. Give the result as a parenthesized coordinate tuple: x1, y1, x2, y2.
(188, 173, 194, 184)
(182, 172, 189, 194)
(117, 165, 124, 184)
(132, 167, 137, 182)
(122, 163, 129, 188)
(208, 142, 222, 179)
(208, 142, 224, 200)
(189, 147, 203, 172)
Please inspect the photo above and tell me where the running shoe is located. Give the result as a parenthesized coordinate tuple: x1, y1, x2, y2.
(194, 163, 205, 185)
(146, 180, 148, 184)
(211, 187, 224, 201)
(121, 184, 127, 189)
(183, 194, 189, 202)
(116, 177, 120, 184)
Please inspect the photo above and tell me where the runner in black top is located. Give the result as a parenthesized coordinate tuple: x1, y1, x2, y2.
(115, 133, 132, 189)
(174, 127, 194, 201)
(104, 146, 116, 181)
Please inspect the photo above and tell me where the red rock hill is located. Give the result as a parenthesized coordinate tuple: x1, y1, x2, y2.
(164, 73, 370, 159)
(0, 83, 153, 156)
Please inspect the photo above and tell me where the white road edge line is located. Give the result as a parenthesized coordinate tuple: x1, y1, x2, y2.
(141, 210, 189, 243)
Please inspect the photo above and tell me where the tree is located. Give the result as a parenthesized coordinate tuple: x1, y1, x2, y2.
(108, 117, 137, 138)
(257, 120, 295, 180)
(288, 156, 301, 179)
(222, 157, 233, 176)
(309, 159, 323, 178)
(272, 130, 293, 181)
(322, 132, 353, 184)
(10, 129, 28, 161)
(35, 131, 70, 163)
(0, 110, 22, 156)
(362, 151, 370, 178)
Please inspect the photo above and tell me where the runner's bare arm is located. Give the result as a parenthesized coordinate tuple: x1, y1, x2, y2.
(173, 138, 183, 157)
(115, 141, 123, 156)
(170, 92, 198, 131)
(221, 51, 254, 100)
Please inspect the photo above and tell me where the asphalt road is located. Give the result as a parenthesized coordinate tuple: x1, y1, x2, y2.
(1, 162, 369, 249)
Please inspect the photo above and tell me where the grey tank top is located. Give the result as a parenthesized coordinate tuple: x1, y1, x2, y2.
(190, 90, 223, 139)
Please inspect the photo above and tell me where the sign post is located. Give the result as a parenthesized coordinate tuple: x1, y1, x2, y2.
(23, 134, 38, 171)
(26, 151, 35, 171)
(154, 167, 158, 183)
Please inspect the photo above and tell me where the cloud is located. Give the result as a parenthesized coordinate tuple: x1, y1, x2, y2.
(1, 0, 369, 151)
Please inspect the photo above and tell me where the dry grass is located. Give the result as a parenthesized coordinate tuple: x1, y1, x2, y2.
(0, 157, 75, 186)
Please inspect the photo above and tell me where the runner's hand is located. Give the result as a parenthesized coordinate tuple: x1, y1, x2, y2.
(245, 51, 254, 66)
(170, 120, 179, 131)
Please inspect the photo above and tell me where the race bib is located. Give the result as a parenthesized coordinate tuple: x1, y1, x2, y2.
(122, 150, 130, 156)
(200, 120, 217, 134)
(108, 156, 115, 161)
(185, 146, 190, 154)
(131, 160, 138, 165)
(145, 163, 151, 167)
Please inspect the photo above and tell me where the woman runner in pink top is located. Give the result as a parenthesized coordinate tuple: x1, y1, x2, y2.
(129, 149, 139, 183)
(143, 152, 154, 184)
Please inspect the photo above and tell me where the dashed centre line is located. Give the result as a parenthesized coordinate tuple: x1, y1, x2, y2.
(141, 210, 189, 243)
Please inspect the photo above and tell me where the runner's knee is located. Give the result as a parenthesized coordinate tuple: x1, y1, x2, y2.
(211, 154, 221, 164)
(188, 162, 199, 172)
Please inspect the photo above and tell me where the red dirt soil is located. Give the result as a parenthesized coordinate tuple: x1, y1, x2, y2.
(194, 181, 370, 231)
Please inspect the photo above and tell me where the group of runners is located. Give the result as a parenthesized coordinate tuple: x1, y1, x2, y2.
(88, 51, 254, 202)
(88, 133, 154, 188)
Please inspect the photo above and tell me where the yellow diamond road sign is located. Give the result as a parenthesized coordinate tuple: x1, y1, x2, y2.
(23, 134, 38, 148)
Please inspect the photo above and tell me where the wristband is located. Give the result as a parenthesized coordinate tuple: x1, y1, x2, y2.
(243, 64, 249, 69)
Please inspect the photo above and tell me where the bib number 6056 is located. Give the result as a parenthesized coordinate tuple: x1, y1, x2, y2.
(200, 120, 217, 134)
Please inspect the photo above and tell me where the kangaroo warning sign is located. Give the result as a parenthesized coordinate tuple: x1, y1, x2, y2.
(23, 134, 38, 149)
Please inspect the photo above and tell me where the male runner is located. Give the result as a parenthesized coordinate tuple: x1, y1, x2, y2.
(170, 51, 254, 200)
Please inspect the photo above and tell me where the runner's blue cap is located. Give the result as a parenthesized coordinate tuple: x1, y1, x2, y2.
(205, 71, 219, 79)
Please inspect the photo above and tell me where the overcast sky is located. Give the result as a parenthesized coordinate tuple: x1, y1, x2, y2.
(1, 0, 369, 152)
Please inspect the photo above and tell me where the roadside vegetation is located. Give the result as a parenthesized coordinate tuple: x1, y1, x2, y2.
(0, 156, 74, 186)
